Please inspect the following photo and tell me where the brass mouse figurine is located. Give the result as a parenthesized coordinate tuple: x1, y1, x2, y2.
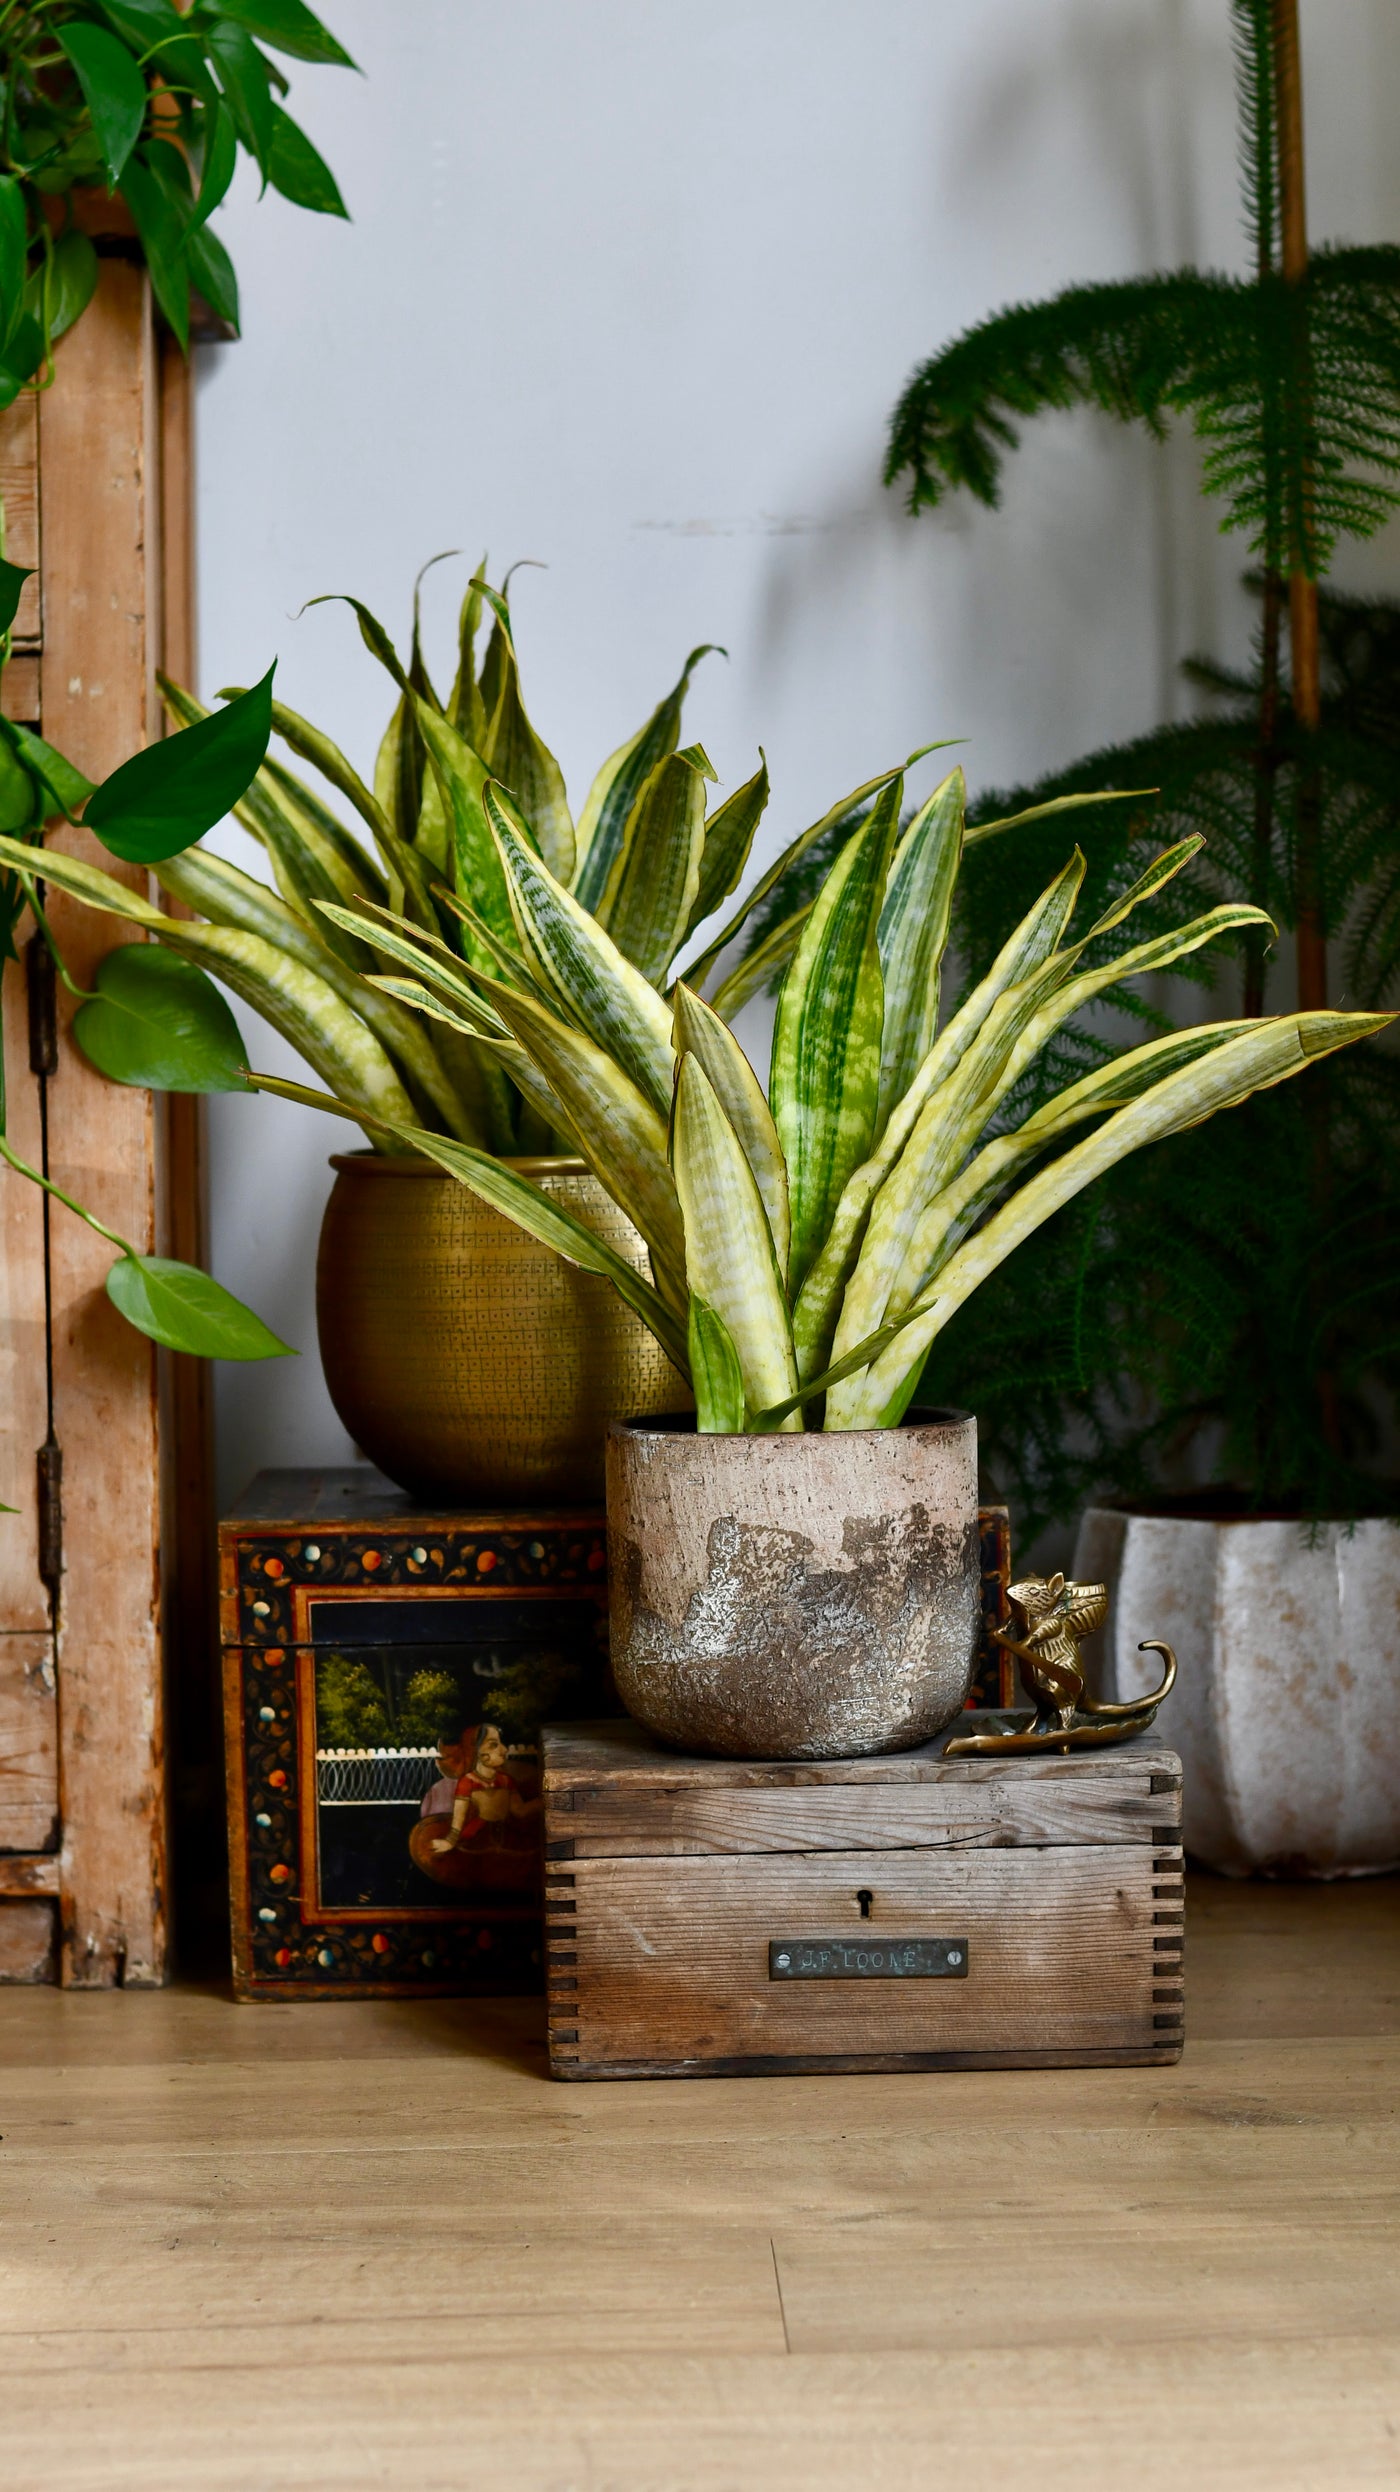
(944, 1570, 1176, 1758)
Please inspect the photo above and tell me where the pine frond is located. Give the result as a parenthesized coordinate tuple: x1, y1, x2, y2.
(884, 271, 1230, 513)
(924, 1061, 1400, 1536)
(1230, 0, 1278, 276)
(885, 249, 1400, 575)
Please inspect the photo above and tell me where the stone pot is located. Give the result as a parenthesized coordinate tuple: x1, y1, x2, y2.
(605, 1410, 980, 1759)
(1075, 1506, 1400, 1876)
(317, 1152, 684, 1506)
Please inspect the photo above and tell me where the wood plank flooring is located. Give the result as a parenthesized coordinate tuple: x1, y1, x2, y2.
(1, 1873, 1396, 2490)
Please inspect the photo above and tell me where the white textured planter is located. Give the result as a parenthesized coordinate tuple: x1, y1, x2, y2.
(1074, 1508, 1400, 1876)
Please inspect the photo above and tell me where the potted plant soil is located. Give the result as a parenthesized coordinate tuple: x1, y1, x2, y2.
(861, 0, 1400, 1857)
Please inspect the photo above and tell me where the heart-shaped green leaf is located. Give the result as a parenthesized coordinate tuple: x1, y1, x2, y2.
(0, 179, 26, 338)
(0, 559, 32, 639)
(208, 0, 359, 68)
(189, 98, 238, 233)
(267, 106, 348, 216)
(5, 722, 95, 821)
(186, 224, 240, 331)
(106, 1254, 293, 1360)
(0, 734, 39, 836)
(57, 23, 148, 186)
(204, 21, 277, 177)
(74, 945, 250, 1092)
(84, 665, 275, 862)
(111, 151, 190, 352)
(26, 231, 99, 346)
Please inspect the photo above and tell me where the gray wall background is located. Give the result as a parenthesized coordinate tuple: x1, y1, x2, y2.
(193, 0, 1400, 1504)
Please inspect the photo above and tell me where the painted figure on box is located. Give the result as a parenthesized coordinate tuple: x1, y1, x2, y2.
(409, 1722, 542, 1891)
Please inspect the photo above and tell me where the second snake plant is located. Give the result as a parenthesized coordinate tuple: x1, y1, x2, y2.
(19, 564, 809, 1156)
(0, 561, 1145, 1151)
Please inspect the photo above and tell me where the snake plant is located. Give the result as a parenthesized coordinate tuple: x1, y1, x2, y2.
(0, 563, 878, 1151)
(3, 575, 1387, 1429)
(194, 768, 1399, 1430)
(300, 771, 1379, 1432)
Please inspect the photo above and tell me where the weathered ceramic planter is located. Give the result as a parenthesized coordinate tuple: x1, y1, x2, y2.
(606, 1411, 980, 1760)
(1075, 1507, 1400, 1876)
(317, 1153, 684, 1505)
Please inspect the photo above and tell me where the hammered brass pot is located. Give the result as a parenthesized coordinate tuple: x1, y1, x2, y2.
(317, 1152, 684, 1504)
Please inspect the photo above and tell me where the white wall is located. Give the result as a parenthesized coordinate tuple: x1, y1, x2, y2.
(195, 0, 1400, 1505)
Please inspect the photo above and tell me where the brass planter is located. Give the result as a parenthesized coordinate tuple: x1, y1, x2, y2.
(317, 1153, 684, 1505)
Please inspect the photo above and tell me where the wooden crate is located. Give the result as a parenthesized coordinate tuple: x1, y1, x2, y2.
(542, 1719, 1185, 2079)
(0, 239, 209, 1984)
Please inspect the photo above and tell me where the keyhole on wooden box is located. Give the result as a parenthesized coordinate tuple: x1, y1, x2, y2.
(856, 1888, 873, 1920)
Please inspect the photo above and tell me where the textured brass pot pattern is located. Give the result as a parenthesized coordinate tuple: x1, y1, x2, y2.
(606, 1411, 981, 1759)
(317, 1153, 684, 1505)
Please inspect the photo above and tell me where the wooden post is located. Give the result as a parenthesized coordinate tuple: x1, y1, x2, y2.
(0, 390, 60, 1982)
(38, 256, 168, 1986)
(1272, 0, 1326, 1012)
(0, 229, 216, 1985)
(156, 333, 227, 1971)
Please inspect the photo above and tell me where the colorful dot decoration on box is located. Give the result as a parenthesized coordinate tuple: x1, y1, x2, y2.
(232, 1512, 609, 1995)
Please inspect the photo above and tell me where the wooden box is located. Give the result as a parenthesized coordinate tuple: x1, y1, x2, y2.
(221, 1470, 616, 1999)
(542, 1720, 1184, 2079)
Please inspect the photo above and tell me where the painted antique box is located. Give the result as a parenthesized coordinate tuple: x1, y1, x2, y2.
(220, 1470, 615, 1999)
(221, 1469, 1015, 2002)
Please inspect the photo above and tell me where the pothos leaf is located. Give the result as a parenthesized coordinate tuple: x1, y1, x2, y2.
(116, 151, 190, 351)
(84, 666, 275, 861)
(56, 22, 147, 186)
(203, 19, 277, 179)
(0, 560, 32, 638)
(73, 945, 251, 1092)
(106, 1253, 294, 1360)
(208, 0, 359, 69)
(267, 105, 347, 216)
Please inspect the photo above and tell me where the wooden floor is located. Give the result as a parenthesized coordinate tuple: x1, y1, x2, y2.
(1, 1875, 1397, 2491)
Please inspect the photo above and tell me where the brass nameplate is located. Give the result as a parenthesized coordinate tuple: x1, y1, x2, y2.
(769, 1938, 968, 1981)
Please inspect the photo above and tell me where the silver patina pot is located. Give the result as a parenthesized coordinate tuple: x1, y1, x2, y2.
(605, 1410, 980, 1760)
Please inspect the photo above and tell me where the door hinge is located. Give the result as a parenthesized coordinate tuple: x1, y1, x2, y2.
(26, 929, 58, 1077)
(37, 1431, 62, 1597)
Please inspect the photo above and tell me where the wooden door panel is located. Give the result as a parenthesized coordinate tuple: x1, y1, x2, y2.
(0, 1634, 58, 1851)
(0, 960, 51, 1643)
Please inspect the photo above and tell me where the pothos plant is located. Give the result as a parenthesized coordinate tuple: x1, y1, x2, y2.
(0, 0, 351, 393)
(0, 559, 289, 1367)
